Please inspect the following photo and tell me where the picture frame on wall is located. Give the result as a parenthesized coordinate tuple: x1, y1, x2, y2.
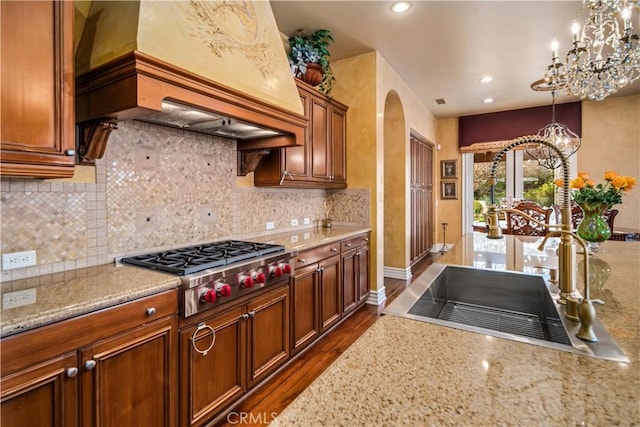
(441, 160, 457, 179)
(441, 181, 458, 200)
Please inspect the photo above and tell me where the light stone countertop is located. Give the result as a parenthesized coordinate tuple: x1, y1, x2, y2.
(272, 233, 640, 426)
(0, 225, 370, 337)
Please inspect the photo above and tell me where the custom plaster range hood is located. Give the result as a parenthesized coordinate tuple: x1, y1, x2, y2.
(74, 0, 306, 171)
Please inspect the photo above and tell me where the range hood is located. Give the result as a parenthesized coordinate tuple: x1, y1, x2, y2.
(74, 1, 306, 167)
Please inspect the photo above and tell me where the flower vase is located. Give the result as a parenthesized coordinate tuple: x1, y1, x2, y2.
(576, 203, 611, 255)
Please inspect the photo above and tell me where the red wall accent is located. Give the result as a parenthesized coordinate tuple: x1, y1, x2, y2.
(458, 102, 582, 147)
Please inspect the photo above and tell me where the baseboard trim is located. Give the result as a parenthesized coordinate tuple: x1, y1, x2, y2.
(430, 243, 454, 253)
(383, 266, 412, 280)
(366, 287, 387, 306)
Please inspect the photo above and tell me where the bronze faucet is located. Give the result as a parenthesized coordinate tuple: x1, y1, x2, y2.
(538, 230, 597, 342)
(485, 135, 579, 304)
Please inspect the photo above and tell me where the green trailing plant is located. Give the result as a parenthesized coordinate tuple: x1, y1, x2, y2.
(288, 29, 335, 97)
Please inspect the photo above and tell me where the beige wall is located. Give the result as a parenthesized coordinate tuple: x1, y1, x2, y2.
(333, 51, 438, 293)
(436, 118, 463, 244)
(580, 95, 640, 230)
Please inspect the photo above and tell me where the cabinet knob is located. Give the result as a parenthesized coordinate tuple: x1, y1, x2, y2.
(345, 243, 352, 247)
(66, 367, 78, 378)
(298, 258, 307, 264)
(242, 313, 250, 320)
(248, 310, 256, 318)
(331, 247, 338, 252)
(84, 360, 97, 370)
(146, 307, 156, 316)
(65, 149, 76, 156)
(363, 237, 369, 243)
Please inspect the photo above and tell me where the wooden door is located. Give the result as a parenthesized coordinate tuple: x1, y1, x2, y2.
(246, 285, 290, 388)
(179, 306, 245, 427)
(319, 255, 341, 331)
(81, 316, 177, 427)
(291, 263, 320, 354)
(341, 248, 358, 315)
(0, 0, 75, 178)
(1, 352, 79, 427)
(410, 132, 434, 264)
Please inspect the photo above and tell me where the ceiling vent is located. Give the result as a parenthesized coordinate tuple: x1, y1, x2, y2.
(435, 98, 447, 105)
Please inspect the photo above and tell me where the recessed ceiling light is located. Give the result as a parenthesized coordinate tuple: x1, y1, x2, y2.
(391, 2, 412, 13)
(480, 76, 493, 83)
(484, 98, 494, 103)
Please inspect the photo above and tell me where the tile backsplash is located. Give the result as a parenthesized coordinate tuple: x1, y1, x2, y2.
(1, 120, 369, 281)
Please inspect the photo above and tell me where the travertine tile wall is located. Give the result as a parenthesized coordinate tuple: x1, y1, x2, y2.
(1, 120, 369, 281)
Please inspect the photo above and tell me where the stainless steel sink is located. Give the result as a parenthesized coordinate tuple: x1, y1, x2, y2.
(384, 264, 629, 363)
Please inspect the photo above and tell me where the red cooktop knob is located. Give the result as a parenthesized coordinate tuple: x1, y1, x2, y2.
(243, 276, 255, 288)
(282, 264, 292, 274)
(200, 288, 217, 303)
(255, 272, 266, 283)
(216, 283, 232, 297)
(271, 266, 283, 277)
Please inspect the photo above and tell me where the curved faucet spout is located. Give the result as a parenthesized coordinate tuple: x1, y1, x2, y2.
(486, 135, 576, 303)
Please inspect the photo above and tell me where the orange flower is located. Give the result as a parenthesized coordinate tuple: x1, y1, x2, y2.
(578, 172, 590, 180)
(586, 180, 596, 187)
(625, 176, 637, 189)
(553, 178, 564, 187)
(604, 170, 619, 181)
(611, 175, 628, 189)
(570, 177, 586, 189)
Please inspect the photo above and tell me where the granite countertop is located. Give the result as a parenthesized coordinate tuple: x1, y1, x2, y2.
(272, 233, 640, 426)
(0, 225, 370, 337)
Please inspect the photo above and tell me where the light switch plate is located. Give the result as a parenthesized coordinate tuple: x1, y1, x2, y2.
(303, 217, 311, 225)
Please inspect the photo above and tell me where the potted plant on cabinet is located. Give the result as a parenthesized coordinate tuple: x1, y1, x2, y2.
(288, 29, 335, 97)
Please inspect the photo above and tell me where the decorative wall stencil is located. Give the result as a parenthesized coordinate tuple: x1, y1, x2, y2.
(185, 0, 271, 78)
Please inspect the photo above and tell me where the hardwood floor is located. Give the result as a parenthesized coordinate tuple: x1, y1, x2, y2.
(212, 252, 441, 427)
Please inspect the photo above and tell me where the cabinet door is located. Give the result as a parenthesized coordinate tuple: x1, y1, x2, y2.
(0, 0, 75, 178)
(283, 90, 311, 179)
(247, 285, 290, 388)
(1, 352, 78, 427)
(81, 316, 178, 427)
(357, 244, 371, 304)
(319, 255, 341, 331)
(341, 248, 359, 315)
(291, 263, 320, 354)
(330, 105, 347, 184)
(180, 306, 245, 427)
(310, 97, 331, 181)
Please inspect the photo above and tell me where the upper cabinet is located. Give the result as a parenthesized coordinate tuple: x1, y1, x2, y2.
(251, 79, 347, 189)
(1, 1, 76, 178)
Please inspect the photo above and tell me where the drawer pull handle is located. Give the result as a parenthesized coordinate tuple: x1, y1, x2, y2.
(84, 360, 97, 370)
(146, 307, 156, 316)
(345, 243, 352, 247)
(66, 367, 78, 378)
(191, 322, 216, 356)
(331, 247, 338, 252)
(298, 258, 307, 264)
(65, 149, 76, 156)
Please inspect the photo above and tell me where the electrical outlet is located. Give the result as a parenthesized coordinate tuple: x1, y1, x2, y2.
(291, 218, 299, 227)
(303, 217, 311, 225)
(290, 235, 299, 243)
(303, 232, 311, 240)
(3, 288, 36, 309)
(2, 250, 37, 270)
(265, 221, 275, 230)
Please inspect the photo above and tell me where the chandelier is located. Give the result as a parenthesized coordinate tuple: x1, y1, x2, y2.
(528, 75, 581, 169)
(550, 0, 640, 101)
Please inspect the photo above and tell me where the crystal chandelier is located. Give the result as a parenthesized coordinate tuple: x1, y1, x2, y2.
(559, 0, 639, 101)
(528, 77, 581, 169)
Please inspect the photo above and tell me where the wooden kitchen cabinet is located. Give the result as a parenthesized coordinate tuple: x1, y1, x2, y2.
(0, 0, 76, 178)
(341, 233, 371, 315)
(252, 79, 348, 188)
(179, 284, 290, 427)
(0, 290, 179, 427)
(291, 241, 343, 354)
